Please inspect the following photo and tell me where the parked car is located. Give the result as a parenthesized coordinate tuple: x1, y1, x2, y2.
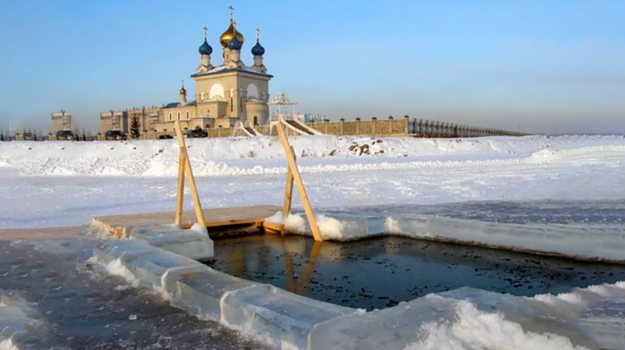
(184, 128, 208, 138)
(105, 130, 127, 140)
(56, 130, 74, 141)
(22, 132, 36, 141)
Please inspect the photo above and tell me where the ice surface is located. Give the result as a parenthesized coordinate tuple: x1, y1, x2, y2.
(0, 292, 43, 349)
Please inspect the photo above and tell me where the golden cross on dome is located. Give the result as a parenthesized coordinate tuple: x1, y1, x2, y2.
(256, 27, 260, 41)
(202, 26, 207, 40)
(228, 5, 234, 21)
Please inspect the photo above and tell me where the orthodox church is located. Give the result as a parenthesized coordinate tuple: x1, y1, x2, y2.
(154, 6, 272, 133)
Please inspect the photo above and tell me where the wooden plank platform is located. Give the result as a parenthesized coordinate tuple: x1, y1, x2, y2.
(92, 205, 282, 237)
(0, 226, 80, 240)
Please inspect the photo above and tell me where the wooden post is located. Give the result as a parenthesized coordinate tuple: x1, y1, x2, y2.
(175, 149, 185, 225)
(277, 122, 322, 241)
(282, 146, 295, 234)
(174, 120, 207, 228)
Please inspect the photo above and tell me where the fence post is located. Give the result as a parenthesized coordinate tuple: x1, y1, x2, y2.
(372, 117, 377, 136)
(404, 115, 410, 134)
(339, 118, 344, 135)
(324, 119, 329, 134)
(355, 117, 360, 135)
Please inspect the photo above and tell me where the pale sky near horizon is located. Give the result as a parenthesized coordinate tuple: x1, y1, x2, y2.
(1, 0, 624, 134)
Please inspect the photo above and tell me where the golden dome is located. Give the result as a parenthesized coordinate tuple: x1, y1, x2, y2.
(179, 87, 186, 95)
(219, 22, 244, 48)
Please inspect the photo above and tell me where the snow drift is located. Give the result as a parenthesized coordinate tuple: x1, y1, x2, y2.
(1, 135, 624, 177)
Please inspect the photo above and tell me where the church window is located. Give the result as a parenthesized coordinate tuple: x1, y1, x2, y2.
(186, 111, 190, 120)
(177, 112, 180, 120)
(169, 113, 172, 121)
(230, 97, 234, 112)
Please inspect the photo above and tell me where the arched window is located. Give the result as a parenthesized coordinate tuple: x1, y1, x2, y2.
(230, 97, 234, 112)
(186, 111, 190, 120)
(177, 112, 180, 120)
(209, 83, 224, 99)
(169, 113, 172, 121)
(253, 116, 258, 126)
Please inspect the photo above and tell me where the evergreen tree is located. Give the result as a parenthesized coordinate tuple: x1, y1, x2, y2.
(130, 116, 140, 139)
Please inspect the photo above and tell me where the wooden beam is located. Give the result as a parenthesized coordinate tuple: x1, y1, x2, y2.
(262, 220, 284, 234)
(175, 148, 185, 225)
(174, 120, 207, 228)
(276, 122, 322, 241)
(184, 158, 207, 227)
(282, 146, 295, 234)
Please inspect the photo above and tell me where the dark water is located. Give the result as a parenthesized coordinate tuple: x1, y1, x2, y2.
(210, 235, 625, 311)
(0, 240, 270, 350)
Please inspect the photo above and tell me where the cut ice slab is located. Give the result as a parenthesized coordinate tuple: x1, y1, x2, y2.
(92, 239, 206, 291)
(130, 223, 214, 261)
(385, 215, 625, 262)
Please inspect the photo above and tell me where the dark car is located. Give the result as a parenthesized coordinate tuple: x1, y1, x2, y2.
(22, 132, 37, 141)
(184, 128, 207, 138)
(56, 130, 74, 141)
(105, 130, 127, 140)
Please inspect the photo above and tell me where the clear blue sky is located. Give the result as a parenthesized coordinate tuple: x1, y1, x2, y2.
(1, 0, 624, 134)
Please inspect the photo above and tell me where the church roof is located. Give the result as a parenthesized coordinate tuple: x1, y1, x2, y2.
(191, 65, 272, 78)
(162, 100, 197, 109)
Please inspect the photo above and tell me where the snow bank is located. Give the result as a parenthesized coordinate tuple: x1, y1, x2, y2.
(407, 300, 587, 350)
(265, 212, 369, 240)
(1, 135, 623, 177)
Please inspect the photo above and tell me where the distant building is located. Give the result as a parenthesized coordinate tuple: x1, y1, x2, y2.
(99, 110, 128, 135)
(51, 111, 73, 135)
(126, 107, 161, 133)
(153, 6, 272, 133)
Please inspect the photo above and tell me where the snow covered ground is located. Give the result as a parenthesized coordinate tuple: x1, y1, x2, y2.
(0, 135, 624, 229)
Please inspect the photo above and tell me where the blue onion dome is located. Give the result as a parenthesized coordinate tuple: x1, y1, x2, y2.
(198, 40, 212, 55)
(228, 35, 243, 50)
(251, 40, 265, 56)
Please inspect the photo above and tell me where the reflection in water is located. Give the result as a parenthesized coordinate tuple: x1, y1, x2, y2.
(210, 235, 625, 311)
(282, 240, 322, 294)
